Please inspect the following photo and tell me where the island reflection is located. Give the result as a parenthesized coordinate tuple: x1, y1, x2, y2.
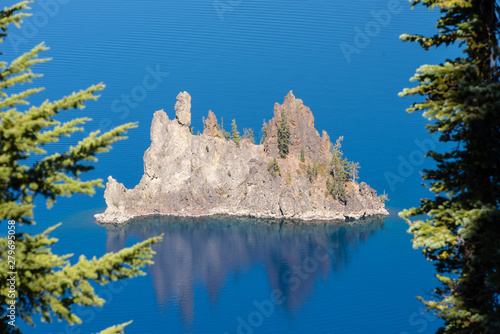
(103, 215, 385, 325)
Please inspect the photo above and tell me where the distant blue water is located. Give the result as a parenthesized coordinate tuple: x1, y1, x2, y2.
(21, 211, 441, 334)
(2, 0, 461, 333)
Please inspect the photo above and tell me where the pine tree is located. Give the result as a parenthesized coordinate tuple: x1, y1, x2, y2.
(327, 137, 349, 202)
(267, 157, 280, 177)
(399, 1, 500, 332)
(242, 128, 255, 144)
(347, 161, 360, 181)
(231, 119, 240, 147)
(307, 161, 319, 182)
(260, 119, 267, 145)
(219, 116, 231, 140)
(277, 109, 290, 158)
(0, 2, 162, 333)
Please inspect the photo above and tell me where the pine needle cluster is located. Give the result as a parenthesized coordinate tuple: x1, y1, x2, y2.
(0, 2, 162, 333)
(400, 1, 500, 332)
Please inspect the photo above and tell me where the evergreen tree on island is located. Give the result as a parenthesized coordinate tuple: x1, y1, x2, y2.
(327, 136, 349, 202)
(242, 128, 255, 144)
(0, 2, 162, 333)
(260, 120, 268, 145)
(277, 109, 290, 158)
(231, 119, 240, 147)
(400, 1, 500, 332)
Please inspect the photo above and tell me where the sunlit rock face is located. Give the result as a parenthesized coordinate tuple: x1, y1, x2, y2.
(95, 92, 387, 224)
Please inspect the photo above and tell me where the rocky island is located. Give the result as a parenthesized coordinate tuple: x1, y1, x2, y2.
(95, 91, 388, 224)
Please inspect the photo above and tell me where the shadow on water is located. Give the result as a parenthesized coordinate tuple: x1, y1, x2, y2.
(103, 215, 385, 326)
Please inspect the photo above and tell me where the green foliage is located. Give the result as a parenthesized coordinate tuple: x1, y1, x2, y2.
(399, 1, 500, 333)
(0, 226, 162, 327)
(378, 190, 389, 204)
(327, 137, 350, 202)
(219, 116, 231, 141)
(94, 321, 132, 334)
(347, 161, 360, 181)
(231, 119, 240, 147)
(205, 145, 209, 152)
(300, 147, 305, 162)
(307, 161, 319, 182)
(0, 2, 32, 41)
(260, 119, 267, 144)
(277, 109, 290, 158)
(326, 177, 345, 202)
(0, 2, 163, 333)
(242, 128, 255, 144)
(267, 158, 280, 177)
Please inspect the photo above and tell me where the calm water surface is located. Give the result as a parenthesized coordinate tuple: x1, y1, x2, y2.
(22, 210, 440, 334)
(4, 0, 459, 333)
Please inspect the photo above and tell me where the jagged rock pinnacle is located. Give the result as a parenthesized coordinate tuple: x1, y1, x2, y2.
(203, 110, 224, 138)
(175, 91, 191, 127)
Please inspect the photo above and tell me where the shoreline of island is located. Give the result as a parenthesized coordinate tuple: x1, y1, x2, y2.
(95, 204, 389, 225)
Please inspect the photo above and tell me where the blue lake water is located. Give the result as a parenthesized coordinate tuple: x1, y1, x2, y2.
(21, 210, 441, 334)
(3, 0, 461, 333)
